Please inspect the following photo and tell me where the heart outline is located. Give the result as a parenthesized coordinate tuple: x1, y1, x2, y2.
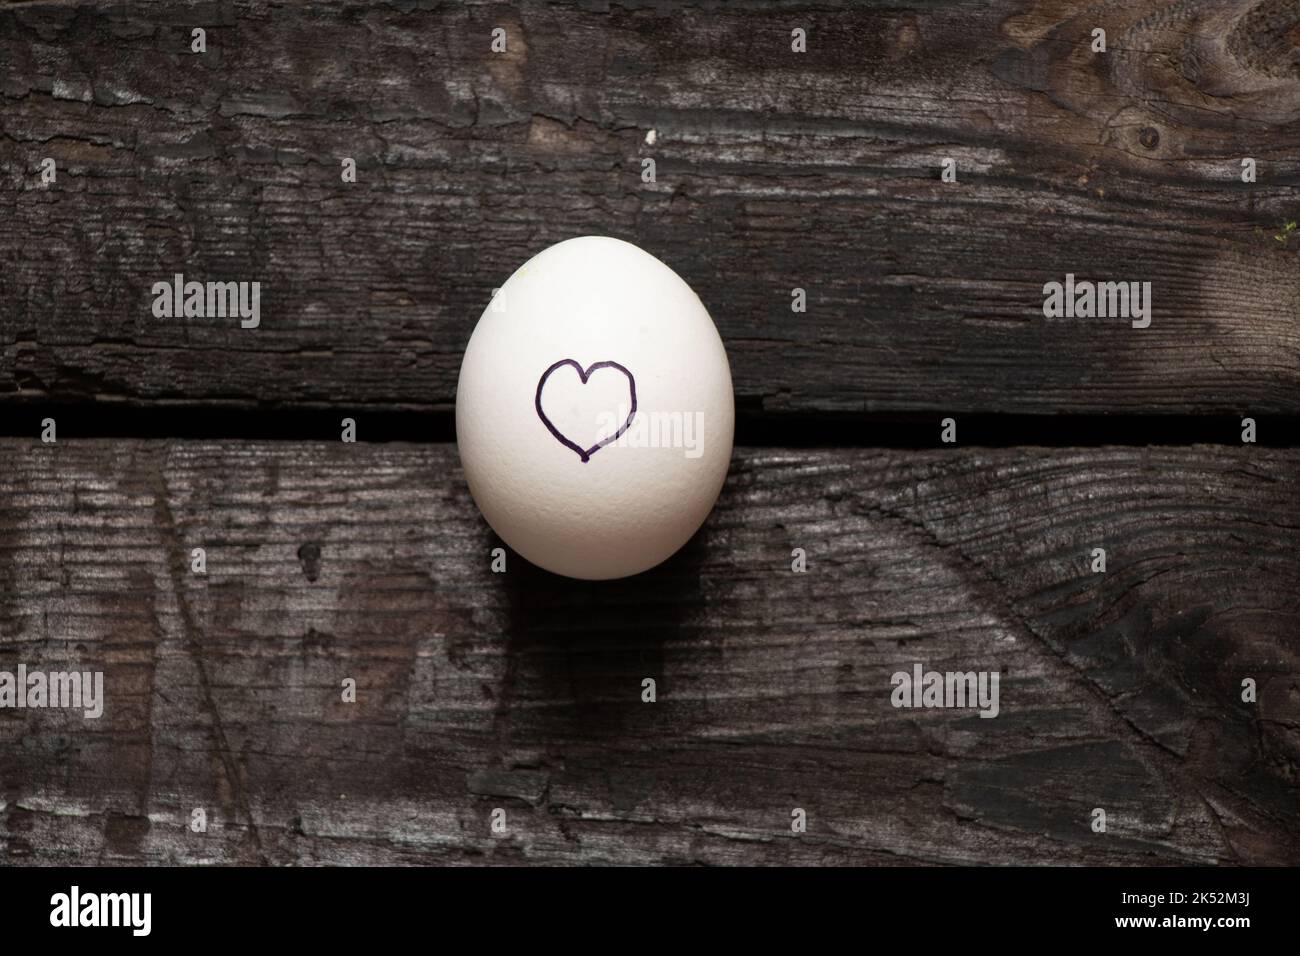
(535, 358, 638, 463)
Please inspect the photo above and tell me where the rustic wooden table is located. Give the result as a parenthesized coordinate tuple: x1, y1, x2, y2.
(1, 0, 1297, 866)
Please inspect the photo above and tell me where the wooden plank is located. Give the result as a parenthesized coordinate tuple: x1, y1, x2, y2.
(2, 0, 1298, 415)
(1, 440, 1296, 865)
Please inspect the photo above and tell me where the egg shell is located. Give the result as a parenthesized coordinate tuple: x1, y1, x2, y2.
(456, 236, 735, 580)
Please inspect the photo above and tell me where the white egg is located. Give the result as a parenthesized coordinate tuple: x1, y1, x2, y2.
(456, 236, 734, 580)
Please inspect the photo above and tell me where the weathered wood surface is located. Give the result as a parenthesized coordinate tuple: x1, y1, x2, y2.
(2, 0, 1299, 416)
(1, 441, 1296, 865)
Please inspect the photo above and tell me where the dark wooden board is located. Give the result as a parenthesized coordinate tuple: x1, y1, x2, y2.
(2, 441, 1296, 865)
(2, 0, 1299, 416)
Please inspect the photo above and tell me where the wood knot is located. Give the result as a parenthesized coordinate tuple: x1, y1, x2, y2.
(297, 542, 322, 582)
(1139, 127, 1160, 149)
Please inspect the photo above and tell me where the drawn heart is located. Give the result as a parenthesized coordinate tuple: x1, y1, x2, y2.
(535, 359, 638, 462)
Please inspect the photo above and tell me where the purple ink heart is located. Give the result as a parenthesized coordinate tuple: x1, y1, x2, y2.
(535, 359, 638, 463)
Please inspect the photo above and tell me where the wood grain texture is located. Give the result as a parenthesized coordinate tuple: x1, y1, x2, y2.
(1, 441, 1296, 865)
(2, 0, 1299, 416)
